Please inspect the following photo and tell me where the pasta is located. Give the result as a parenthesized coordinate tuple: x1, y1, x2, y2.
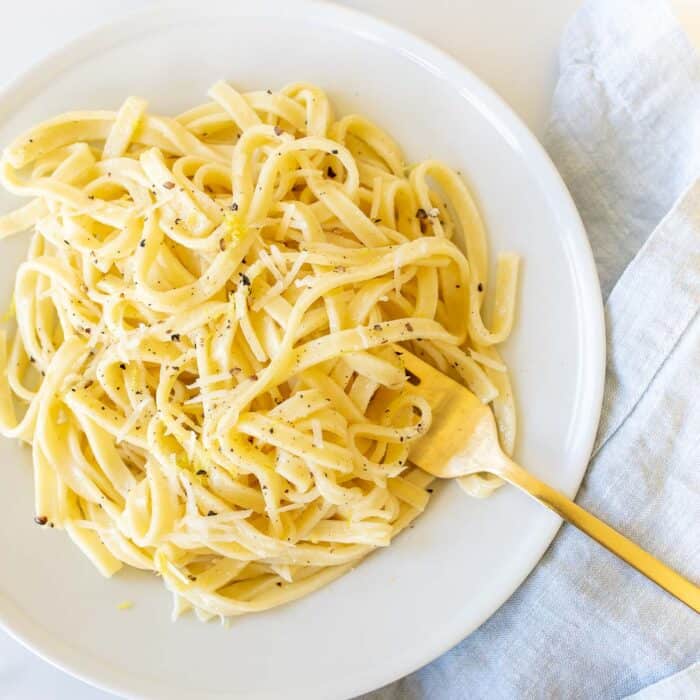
(0, 81, 518, 622)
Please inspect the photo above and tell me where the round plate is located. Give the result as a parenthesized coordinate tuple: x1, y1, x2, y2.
(0, 2, 605, 698)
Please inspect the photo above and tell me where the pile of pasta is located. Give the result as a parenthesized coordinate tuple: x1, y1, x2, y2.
(0, 81, 518, 621)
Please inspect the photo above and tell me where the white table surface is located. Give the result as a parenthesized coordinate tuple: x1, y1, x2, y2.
(0, 2, 697, 699)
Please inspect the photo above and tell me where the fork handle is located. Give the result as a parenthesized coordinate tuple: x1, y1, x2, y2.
(498, 460, 700, 613)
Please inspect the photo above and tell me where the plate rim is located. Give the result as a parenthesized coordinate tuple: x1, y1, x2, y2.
(0, 1, 606, 698)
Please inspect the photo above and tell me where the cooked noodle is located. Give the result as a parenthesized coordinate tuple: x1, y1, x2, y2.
(0, 82, 518, 621)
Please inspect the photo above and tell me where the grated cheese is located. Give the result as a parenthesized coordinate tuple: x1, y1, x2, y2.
(186, 372, 232, 389)
(269, 244, 286, 270)
(311, 419, 324, 449)
(184, 388, 233, 405)
(258, 248, 283, 282)
(294, 276, 315, 289)
(115, 398, 150, 444)
(252, 251, 308, 311)
(185, 430, 197, 461)
(277, 502, 306, 513)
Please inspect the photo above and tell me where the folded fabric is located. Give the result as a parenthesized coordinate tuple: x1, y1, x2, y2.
(365, 1, 700, 697)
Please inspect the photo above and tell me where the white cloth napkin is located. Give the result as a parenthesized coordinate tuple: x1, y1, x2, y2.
(365, 0, 700, 697)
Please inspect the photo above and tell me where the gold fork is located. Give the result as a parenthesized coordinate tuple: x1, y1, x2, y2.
(402, 349, 700, 612)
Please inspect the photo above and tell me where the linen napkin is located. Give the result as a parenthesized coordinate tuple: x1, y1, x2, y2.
(365, 0, 700, 697)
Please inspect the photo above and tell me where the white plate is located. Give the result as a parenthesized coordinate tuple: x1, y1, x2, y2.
(0, 2, 605, 698)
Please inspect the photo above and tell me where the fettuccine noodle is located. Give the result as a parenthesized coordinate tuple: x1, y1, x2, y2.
(0, 82, 518, 622)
